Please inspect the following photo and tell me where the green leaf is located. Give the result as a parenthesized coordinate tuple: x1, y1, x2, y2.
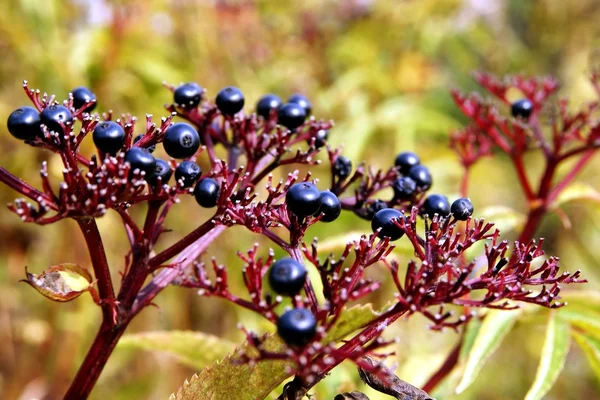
(455, 309, 521, 394)
(551, 182, 600, 209)
(572, 332, 600, 382)
(557, 308, 600, 340)
(524, 313, 571, 400)
(170, 304, 379, 400)
(116, 331, 235, 370)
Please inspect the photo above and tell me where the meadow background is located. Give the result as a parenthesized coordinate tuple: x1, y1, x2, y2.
(0, 0, 599, 399)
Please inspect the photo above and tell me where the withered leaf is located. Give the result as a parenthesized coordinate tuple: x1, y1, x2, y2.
(21, 263, 96, 302)
(358, 357, 434, 400)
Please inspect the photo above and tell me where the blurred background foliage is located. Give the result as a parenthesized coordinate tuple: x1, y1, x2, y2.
(0, 0, 599, 399)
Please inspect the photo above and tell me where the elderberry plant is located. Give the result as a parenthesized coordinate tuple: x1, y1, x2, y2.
(0, 72, 594, 400)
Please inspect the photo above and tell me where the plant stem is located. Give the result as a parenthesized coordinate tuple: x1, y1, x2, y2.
(421, 338, 461, 393)
(0, 167, 58, 209)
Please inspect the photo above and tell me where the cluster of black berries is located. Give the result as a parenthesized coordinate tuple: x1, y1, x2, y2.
(267, 257, 316, 347)
(286, 182, 341, 222)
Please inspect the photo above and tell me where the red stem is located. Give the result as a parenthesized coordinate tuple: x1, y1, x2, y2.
(548, 149, 596, 203)
(421, 338, 461, 393)
(0, 167, 58, 210)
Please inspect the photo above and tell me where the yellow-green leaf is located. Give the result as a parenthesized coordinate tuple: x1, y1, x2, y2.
(572, 332, 600, 382)
(551, 182, 600, 209)
(455, 309, 521, 394)
(557, 308, 600, 340)
(21, 263, 95, 302)
(479, 205, 526, 233)
(524, 313, 571, 400)
(116, 331, 236, 370)
(170, 304, 379, 400)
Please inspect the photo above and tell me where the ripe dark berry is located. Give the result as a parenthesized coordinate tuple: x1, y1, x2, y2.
(422, 194, 450, 218)
(163, 123, 201, 159)
(194, 178, 220, 208)
(147, 159, 172, 185)
(333, 156, 352, 179)
(7, 106, 41, 140)
(256, 94, 282, 119)
(277, 103, 306, 130)
(285, 182, 322, 218)
(318, 191, 341, 222)
(40, 104, 73, 134)
(277, 308, 317, 347)
(288, 93, 312, 115)
(511, 99, 533, 120)
(124, 147, 156, 178)
(175, 160, 202, 187)
(392, 176, 417, 199)
(451, 197, 474, 220)
(365, 199, 387, 220)
(93, 121, 125, 155)
(309, 129, 328, 149)
(71, 87, 96, 111)
(394, 151, 420, 175)
(174, 82, 203, 109)
(268, 258, 307, 296)
(216, 86, 245, 116)
(408, 165, 432, 190)
(371, 208, 404, 241)
(133, 134, 156, 153)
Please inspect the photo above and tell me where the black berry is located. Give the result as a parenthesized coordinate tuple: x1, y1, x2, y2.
(408, 165, 432, 190)
(422, 194, 450, 218)
(133, 134, 156, 153)
(71, 87, 96, 111)
(256, 94, 282, 119)
(318, 191, 341, 222)
(277, 308, 317, 347)
(174, 82, 203, 109)
(371, 208, 404, 241)
(277, 103, 306, 130)
(268, 258, 307, 296)
(451, 197, 474, 220)
(93, 121, 125, 155)
(40, 104, 73, 134)
(285, 182, 322, 218)
(7, 106, 41, 140)
(216, 86, 245, 116)
(175, 160, 202, 187)
(333, 156, 352, 179)
(194, 178, 220, 208)
(147, 159, 172, 185)
(309, 129, 328, 149)
(124, 147, 156, 178)
(394, 151, 420, 175)
(365, 199, 387, 220)
(511, 99, 533, 120)
(163, 123, 200, 159)
(288, 93, 312, 115)
(392, 176, 417, 199)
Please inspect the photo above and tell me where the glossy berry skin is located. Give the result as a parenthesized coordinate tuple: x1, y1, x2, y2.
(194, 178, 220, 208)
(175, 160, 202, 187)
(277, 103, 306, 130)
(365, 199, 387, 220)
(371, 208, 404, 240)
(124, 148, 156, 178)
(288, 93, 312, 115)
(133, 134, 156, 153)
(40, 105, 73, 134)
(392, 176, 417, 199)
(394, 151, 420, 175)
(318, 191, 341, 222)
(93, 121, 125, 155)
(174, 82, 203, 109)
(277, 308, 317, 347)
(451, 197, 474, 220)
(422, 194, 450, 218)
(216, 86, 245, 116)
(285, 182, 322, 218)
(511, 99, 533, 120)
(71, 87, 96, 111)
(268, 258, 307, 296)
(408, 165, 432, 190)
(163, 123, 200, 159)
(309, 129, 328, 149)
(7, 106, 41, 140)
(256, 94, 282, 119)
(333, 156, 353, 179)
(147, 159, 172, 185)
